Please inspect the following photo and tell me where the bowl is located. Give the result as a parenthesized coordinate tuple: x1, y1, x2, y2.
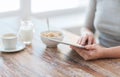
(40, 31, 64, 47)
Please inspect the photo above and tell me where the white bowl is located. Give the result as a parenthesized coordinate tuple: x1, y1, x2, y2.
(40, 31, 64, 47)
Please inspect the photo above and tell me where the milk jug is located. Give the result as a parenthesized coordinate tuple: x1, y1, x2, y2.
(19, 20, 34, 45)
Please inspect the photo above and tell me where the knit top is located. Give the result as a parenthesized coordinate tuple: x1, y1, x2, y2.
(85, 0, 120, 47)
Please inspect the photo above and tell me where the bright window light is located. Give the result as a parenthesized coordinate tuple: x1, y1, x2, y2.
(31, 0, 84, 13)
(0, 0, 20, 13)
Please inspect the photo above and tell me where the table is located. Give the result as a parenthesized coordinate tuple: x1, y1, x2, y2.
(0, 30, 120, 77)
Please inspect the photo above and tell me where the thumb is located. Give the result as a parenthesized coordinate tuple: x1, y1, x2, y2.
(85, 44, 96, 50)
(70, 46, 81, 51)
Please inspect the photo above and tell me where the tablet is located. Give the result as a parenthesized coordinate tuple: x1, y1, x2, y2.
(47, 38, 85, 49)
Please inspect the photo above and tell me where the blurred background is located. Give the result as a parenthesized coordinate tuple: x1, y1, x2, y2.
(0, 0, 90, 35)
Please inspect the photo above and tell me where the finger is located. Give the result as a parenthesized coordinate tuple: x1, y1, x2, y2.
(70, 46, 75, 50)
(93, 38, 96, 44)
(71, 46, 87, 54)
(88, 36, 92, 45)
(92, 38, 96, 44)
(85, 45, 91, 49)
(85, 45, 95, 50)
(71, 46, 93, 60)
(79, 37, 84, 45)
(74, 47, 90, 59)
(81, 35, 88, 45)
(70, 46, 81, 51)
(77, 37, 82, 44)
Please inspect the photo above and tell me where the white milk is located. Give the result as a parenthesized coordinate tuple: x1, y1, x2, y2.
(20, 28, 33, 44)
(19, 20, 34, 45)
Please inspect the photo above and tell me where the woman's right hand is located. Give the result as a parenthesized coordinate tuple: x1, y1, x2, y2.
(77, 31, 95, 45)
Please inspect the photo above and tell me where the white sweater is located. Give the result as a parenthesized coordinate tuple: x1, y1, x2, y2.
(85, 0, 120, 47)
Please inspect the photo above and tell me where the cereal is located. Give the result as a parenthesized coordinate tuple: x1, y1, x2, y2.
(42, 32, 61, 38)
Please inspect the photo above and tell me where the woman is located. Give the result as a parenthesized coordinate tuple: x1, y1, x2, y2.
(71, 0, 120, 60)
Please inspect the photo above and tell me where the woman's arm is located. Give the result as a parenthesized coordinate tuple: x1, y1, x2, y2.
(84, 44, 120, 60)
(71, 44, 120, 60)
(78, 0, 97, 45)
(83, 0, 96, 33)
(103, 46, 120, 58)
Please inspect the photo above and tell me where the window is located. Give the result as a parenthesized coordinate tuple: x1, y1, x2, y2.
(0, 0, 20, 13)
(0, 0, 89, 18)
(31, 0, 81, 13)
(0, 0, 89, 34)
(0, 0, 20, 17)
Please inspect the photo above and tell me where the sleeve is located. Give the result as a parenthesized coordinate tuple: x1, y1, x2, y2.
(84, 0, 96, 33)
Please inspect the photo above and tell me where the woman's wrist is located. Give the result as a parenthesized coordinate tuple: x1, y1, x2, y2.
(81, 27, 93, 35)
(99, 48, 108, 58)
(103, 46, 120, 58)
(100, 48, 112, 58)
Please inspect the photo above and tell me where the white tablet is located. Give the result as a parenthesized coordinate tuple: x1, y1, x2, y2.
(47, 38, 85, 49)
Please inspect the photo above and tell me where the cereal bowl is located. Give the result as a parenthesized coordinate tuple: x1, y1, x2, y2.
(40, 31, 64, 47)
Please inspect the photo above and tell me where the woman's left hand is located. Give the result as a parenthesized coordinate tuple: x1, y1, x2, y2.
(70, 44, 107, 60)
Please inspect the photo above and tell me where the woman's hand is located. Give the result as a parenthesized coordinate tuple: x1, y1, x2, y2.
(70, 44, 107, 60)
(78, 29, 95, 45)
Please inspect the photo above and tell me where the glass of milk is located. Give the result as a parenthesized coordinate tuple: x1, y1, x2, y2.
(19, 20, 34, 45)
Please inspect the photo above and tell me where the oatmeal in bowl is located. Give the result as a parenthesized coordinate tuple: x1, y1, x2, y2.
(40, 31, 64, 47)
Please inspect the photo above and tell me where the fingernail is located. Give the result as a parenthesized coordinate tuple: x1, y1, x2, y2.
(81, 42, 84, 45)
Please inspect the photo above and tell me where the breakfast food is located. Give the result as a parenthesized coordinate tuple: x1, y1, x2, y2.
(42, 32, 61, 38)
(40, 31, 63, 47)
